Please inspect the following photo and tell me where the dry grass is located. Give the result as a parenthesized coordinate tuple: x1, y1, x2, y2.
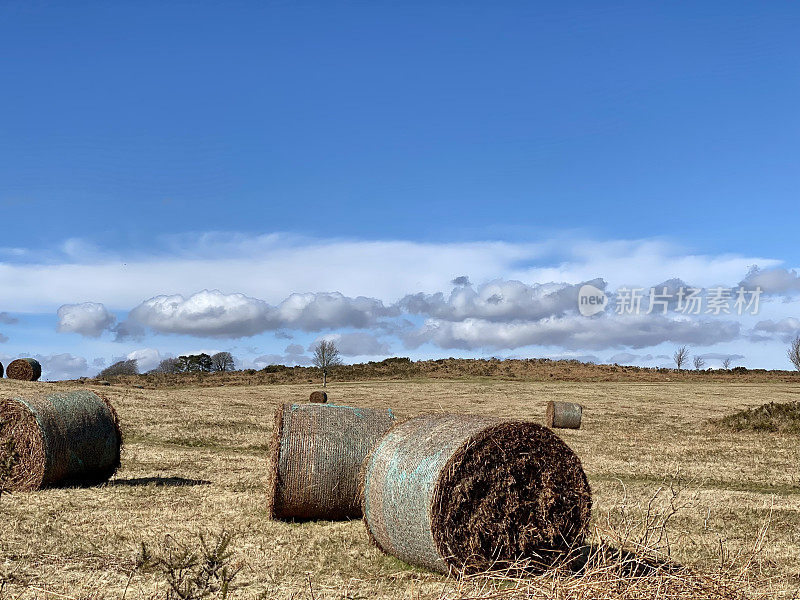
(1, 377, 799, 598)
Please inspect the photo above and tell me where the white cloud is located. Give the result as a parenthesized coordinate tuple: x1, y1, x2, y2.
(34, 353, 89, 380)
(56, 302, 116, 338)
(0, 234, 539, 311)
(740, 266, 800, 296)
(0, 312, 17, 325)
(126, 348, 163, 373)
(0, 333, 7, 343)
(126, 289, 396, 338)
(312, 332, 391, 357)
(129, 290, 271, 338)
(405, 314, 740, 351)
(0, 233, 783, 312)
(253, 343, 311, 367)
(399, 279, 601, 322)
(749, 318, 800, 343)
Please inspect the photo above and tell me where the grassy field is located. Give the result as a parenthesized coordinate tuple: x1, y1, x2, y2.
(1, 376, 799, 598)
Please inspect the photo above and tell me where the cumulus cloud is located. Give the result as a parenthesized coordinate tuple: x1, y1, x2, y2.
(739, 266, 800, 296)
(34, 353, 89, 380)
(253, 343, 311, 367)
(129, 290, 271, 338)
(125, 348, 163, 372)
(399, 279, 604, 322)
(313, 332, 391, 356)
(404, 315, 740, 351)
(274, 292, 397, 330)
(749, 318, 800, 342)
(126, 289, 397, 338)
(57, 302, 116, 337)
(0, 312, 17, 325)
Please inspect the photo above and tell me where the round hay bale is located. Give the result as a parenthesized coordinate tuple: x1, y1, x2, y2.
(6, 358, 42, 382)
(309, 390, 328, 403)
(0, 361, 4, 378)
(268, 403, 395, 521)
(362, 414, 592, 575)
(0, 390, 122, 491)
(546, 401, 583, 429)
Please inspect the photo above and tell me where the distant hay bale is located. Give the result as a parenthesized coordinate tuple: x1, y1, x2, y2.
(0, 361, 3, 378)
(362, 414, 592, 575)
(546, 400, 583, 429)
(268, 403, 395, 521)
(309, 391, 328, 403)
(0, 390, 123, 491)
(6, 358, 42, 382)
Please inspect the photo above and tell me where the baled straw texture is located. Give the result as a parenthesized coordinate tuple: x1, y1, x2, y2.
(546, 401, 583, 429)
(309, 391, 328, 403)
(362, 414, 592, 575)
(267, 402, 396, 521)
(6, 358, 42, 382)
(0, 390, 122, 491)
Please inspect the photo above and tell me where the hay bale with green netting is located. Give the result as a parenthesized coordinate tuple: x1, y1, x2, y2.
(6, 358, 42, 382)
(362, 414, 592, 575)
(308, 391, 327, 403)
(0, 390, 122, 491)
(268, 402, 395, 521)
(546, 400, 583, 429)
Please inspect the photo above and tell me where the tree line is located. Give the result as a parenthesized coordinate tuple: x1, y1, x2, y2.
(98, 352, 236, 378)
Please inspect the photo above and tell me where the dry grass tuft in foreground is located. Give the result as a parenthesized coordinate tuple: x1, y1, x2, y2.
(711, 401, 800, 434)
(442, 482, 778, 600)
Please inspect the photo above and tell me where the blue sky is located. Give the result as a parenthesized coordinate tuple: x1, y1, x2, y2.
(1, 2, 799, 378)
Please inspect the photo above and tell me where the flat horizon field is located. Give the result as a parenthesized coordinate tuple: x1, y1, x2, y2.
(1, 377, 799, 598)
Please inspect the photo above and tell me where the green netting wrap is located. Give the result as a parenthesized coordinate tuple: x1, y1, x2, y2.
(0, 390, 123, 491)
(267, 402, 396, 521)
(362, 414, 592, 575)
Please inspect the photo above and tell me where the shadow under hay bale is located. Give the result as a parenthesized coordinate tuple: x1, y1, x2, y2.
(268, 402, 395, 521)
(546, 400, 583, 429)
(0, 390, 123, 491)
(362, 414, 592, 575)
(308, 390, 328, 403)
(6, 358, 42, 382)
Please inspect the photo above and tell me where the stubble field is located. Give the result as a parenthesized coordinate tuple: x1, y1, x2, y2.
(2, 377, 799, 598)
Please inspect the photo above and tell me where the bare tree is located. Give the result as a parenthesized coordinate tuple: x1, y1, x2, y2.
(210, 352, 236, 372)
(312, 340, 342, 387)
(673, 346, 689, 371)
(693, 355, 705, 370)
(789, 336, 800, 371)
(722, 357, 732, 370)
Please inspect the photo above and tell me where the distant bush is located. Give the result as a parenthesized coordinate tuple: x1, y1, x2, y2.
(712, 401, 800, 434)
(98, 359, 138, 378)
(261, 364, 289, 373)
(380, 357, 412, 365)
